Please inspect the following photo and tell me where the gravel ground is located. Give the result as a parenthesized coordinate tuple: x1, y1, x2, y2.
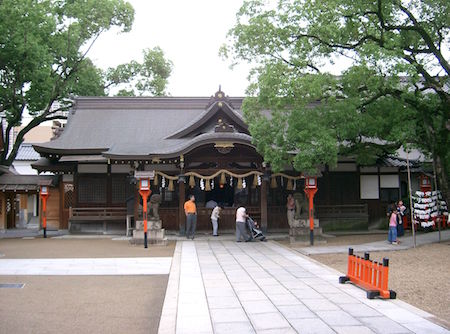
(0, 238, 175, 334)
(306, 237, 450, 326)
(0, 238, 176, 259)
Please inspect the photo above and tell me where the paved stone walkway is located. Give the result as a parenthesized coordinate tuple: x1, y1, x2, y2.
(296, 230, 450, 255)
(0, 257, 172, 275)
(158, 241, 448, 334)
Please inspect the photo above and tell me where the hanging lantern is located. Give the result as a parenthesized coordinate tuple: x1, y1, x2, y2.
(237, 177, 243, 189)
(154, 174, 159, 186)
(270, 176, 277, 188)
(287, 178, 293, 190)
(168, 179, 174, 191)
(205, 179, 211, 191)
(189, 175, 195, 188)
(252, 174, 258, 188)
(220, 172, 226, 186)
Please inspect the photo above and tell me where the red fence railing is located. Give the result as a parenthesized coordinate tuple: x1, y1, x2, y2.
(339, 248, 396, 299)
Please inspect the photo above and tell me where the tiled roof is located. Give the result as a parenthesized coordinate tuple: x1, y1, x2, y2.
(0, 175, 58, 192)
(33, 93, 252, 158)
(15, 143, 40, 161)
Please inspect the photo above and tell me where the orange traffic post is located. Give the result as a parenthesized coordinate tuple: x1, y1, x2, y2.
(339, 248, 396, 299)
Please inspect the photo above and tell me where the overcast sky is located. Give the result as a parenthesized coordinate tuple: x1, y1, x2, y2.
(88, 0, 251, 97)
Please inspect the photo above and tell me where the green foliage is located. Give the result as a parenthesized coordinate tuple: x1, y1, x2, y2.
(0, 0, 172, 166)
(105, 47, 173, 96)
(224, 0, 449, 198)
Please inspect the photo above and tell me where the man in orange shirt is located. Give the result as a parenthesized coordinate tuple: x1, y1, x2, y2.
(184, 195, 197, 239)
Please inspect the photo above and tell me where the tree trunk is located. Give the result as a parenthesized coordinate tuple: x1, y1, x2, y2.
(435, 154, 449, 205)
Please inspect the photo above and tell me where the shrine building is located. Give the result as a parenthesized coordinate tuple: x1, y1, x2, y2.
(25, 90, 422, 234)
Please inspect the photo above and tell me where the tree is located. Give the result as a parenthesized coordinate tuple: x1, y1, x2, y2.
(105, 47, 173, 97)
(223, 0, 450, 201)
(0, 0, 172, 167)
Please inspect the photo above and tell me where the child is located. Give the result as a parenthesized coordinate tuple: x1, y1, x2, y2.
(388, 204, 398, 245)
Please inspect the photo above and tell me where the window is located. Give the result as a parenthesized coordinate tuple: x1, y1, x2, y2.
(112, 175, 134, 204)
(78, 175, 107, 203)
(360, 175, 379, 199)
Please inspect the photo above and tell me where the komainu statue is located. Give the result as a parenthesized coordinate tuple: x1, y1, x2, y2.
(149, 194, 162, 221)
(293, 192, 308, 220)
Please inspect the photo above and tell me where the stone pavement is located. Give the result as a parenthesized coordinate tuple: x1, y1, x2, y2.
(158, 240, 449, 334)
(0, 257, 172, 275)
(295, 230, 450, 255)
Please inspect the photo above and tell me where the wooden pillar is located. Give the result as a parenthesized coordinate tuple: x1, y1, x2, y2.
(106, 163, 112, 206)
(260, 177, 268, 233)
(0, 192, 6, 230)
(178, 178, 186, 236)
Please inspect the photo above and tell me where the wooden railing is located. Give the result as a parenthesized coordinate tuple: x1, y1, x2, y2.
(69, 207, 127, 221)
(316, 204, 368, 219)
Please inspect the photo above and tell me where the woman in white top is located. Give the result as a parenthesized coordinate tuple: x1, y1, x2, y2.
(235, 207, 251, 242)
(211, 205, 222, 236)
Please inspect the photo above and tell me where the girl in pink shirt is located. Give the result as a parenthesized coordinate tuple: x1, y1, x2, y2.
(388, 204, 398, 244)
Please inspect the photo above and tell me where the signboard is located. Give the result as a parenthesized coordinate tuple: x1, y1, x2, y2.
(134, 171, 155, 179)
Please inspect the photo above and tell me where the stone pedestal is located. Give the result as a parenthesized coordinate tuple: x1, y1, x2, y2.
(132, 219, 167, 246)
(289, 217, 327, 245)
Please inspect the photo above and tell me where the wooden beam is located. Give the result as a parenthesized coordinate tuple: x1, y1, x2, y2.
(178, 179, 186, 236)
(260, 177, 268, 233)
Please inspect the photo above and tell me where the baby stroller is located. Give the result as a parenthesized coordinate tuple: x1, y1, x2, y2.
(246, 216, 267, 241)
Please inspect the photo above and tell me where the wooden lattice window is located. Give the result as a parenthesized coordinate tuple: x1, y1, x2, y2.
(78, 175, 107, 204)
(112, 175, 134, 204)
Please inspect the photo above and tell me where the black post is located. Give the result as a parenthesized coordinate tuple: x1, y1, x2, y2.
(43, 227, 47, 238)
(144, 210, 148, 249)
(383, 258, 389, 267)
(348, 248, 354, 255)
(310, 208, 314, 246)
(364, 252, 370, 260)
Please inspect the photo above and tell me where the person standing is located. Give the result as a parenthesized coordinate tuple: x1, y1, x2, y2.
(236, 206, 251, 242)
(396, 200, 406, 237)
(184, 195, 197, 240)
(388, 204, 398, 245)
(286, 194, 295, 226)
(210, 205, 222, 236)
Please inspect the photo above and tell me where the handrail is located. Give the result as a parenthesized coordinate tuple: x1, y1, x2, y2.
(70, 207, 127, 218)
